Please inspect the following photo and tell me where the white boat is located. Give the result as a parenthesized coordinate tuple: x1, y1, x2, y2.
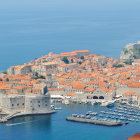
(51, 105, 54, 109)
(100, 101, 115, 107)
(100, 101, 108, 106)
(91, 101, 97, 105)
(107, 101, 115, 107)
(64, 99, 69, 105)
(54, 107, 62, 110)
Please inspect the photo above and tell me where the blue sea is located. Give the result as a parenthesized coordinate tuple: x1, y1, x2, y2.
(0, 0, 140, 71)
(1, 103, 140, 140)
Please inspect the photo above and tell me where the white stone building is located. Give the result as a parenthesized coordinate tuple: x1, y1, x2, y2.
(0, 93, 51, 114)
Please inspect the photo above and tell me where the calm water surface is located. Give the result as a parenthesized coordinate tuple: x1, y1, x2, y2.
(0, 0, 140, 70)
(0, 103, 139, 140)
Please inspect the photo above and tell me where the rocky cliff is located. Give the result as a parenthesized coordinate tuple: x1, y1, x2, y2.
(120, 41, 140, 62)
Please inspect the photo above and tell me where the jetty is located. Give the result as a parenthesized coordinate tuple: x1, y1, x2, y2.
(0, 110, 56, 123)
(66, 117, 122, 126)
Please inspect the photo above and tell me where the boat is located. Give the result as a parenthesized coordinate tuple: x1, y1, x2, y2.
(125, 122, 129, 125)
(107, 101, 115, 107)
(51, 105, 54, 109)
(54, 107, 62, 110)
(91, 117, 97, 120)
(111, 116, 115, 119)
(72, 114, 78, 117)
(120, 117, 125, 120)
(100, 101, 108, 106)
(99, 114, 103, 117)
(136, 119, 139, 122)
(90, 112, 98, 116)
(64, 99, 69, 105)
(86, 115, 91, 119)
(86, 111, 92, 115)
(100, 101, 114, 107)
(100, 111, 105, 114)
(120, 101, 127, 105)
(81, 115, 86, 118)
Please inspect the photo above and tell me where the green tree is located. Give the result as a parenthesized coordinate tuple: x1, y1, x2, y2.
(80, 56, 84, 59)
(71, 59, 74, 63)
(3, 71, 7, 74)
(6, 78, 9, 81)
(114, 64, 124, 68)
(78, 61, 82, 65)
(43, 61, 48, 63)
(62, 57, 69, 64)
(35, 72, 38, 77)
(123, 48, 128, 54)
(133, 55, 137, 59)
(38, 75, 46, 79)
(124, 61, 133, 65)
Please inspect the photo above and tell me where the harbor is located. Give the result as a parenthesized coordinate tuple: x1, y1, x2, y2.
(0, 101, 140, 140)
(62, 102, 140, 127)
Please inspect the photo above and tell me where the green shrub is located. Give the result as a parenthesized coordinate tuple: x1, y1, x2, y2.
(78, 61, 82, 65)
(80, 56, 84, 59)
(62, 57, 69, 64)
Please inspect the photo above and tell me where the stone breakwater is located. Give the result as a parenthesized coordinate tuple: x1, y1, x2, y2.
(0, 110, 56, 123)
(66, 117, 122, 126)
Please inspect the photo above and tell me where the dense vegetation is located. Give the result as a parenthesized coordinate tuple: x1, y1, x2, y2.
(114, 64, 124, 68)
(62, 57, 69, 64)
(33, 72, 46, 79)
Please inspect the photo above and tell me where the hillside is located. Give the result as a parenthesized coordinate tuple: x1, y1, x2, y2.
(120, 41, 140, 62)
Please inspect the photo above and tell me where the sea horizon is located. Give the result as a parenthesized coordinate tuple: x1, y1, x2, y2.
(0, 0, 140, 71)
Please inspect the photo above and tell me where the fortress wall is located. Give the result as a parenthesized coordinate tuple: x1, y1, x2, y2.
(25, 95, 51, 113)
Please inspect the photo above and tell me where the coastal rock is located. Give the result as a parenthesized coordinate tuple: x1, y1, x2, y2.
(120, 41, 140, 62)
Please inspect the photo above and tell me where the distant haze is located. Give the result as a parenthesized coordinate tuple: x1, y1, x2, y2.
(0, 0, 140, 70)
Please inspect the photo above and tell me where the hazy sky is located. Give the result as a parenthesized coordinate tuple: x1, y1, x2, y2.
(1, 0, 140, 11)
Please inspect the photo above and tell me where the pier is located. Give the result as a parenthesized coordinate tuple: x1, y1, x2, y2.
(66, 117, 122, 126)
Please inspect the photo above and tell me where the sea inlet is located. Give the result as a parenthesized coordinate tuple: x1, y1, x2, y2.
(0, 103, 140, 140)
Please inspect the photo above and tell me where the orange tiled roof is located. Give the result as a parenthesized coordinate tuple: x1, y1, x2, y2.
(67, 92, 75, 96)
(72, 83, 85, 89)
(73, 50, 90, 53)
(33, 87, 41, 90)
(7, 92, 16, 95)
(84, 86, 95, 92)
(128, 82, 140, 88)
(123, 91, 135, 96)
(0, 85, 11, 90)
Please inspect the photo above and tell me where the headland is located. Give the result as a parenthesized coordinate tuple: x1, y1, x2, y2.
(0, 41, 140, 122)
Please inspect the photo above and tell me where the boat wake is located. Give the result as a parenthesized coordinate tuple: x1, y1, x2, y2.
(6, 119, 40, 126)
